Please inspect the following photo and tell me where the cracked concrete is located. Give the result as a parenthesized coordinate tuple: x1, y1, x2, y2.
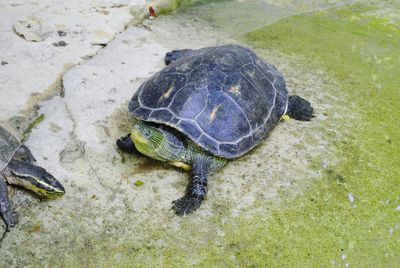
(0, 0, 145, 135)
(0, 0, 182, 253)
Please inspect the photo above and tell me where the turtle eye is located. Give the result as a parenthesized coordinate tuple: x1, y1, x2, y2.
(143, 129, 151, 138)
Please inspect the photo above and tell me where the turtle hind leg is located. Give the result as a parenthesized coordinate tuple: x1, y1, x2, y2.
(116, 133, 143, 156)
(286, 95, 314, 121)
(172, 156, 209, 215)
(165, 49, 193, 65)
(0, 177, 18, 230)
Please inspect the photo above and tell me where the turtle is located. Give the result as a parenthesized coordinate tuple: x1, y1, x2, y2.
(117, 45, 313, 215)
(0, 125, 65, 230)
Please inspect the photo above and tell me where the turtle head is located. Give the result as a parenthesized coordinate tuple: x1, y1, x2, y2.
(131, 121, 184, 162)
(31, 170, 65, 198)
(131, 122, 167, 161)
(7, 159, 65, 198)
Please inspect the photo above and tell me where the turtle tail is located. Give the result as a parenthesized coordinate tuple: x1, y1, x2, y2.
(286, 95, 314, 121)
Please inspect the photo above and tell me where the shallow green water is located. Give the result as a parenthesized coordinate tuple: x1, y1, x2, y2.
(242, 3, 400, 266)
(178, 0, 351, 35)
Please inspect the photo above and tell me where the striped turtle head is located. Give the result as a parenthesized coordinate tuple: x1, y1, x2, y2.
(7, 159, 65, 198)
(131, 121, 185, 162)
(131, 121, 168, 161)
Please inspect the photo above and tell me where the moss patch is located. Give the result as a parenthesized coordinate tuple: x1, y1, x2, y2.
(22, 114, 45, 141)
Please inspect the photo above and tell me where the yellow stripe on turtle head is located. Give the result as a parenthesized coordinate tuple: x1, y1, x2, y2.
(131, 128, 149, 145)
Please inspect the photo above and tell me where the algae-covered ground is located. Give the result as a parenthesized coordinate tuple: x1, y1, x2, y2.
(1, 1, 399, 267)
(241, 3, 400, 266)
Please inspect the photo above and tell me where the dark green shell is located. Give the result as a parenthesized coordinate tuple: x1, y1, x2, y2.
(0, 125, 21, 171)
(129, 45, 289, 159)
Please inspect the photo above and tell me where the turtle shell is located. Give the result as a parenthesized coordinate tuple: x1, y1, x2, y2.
(0, 125, 21, 171)
(129, 45, 289, 159)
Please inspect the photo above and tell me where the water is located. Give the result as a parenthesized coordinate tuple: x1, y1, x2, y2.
(177, 0, 352, 35)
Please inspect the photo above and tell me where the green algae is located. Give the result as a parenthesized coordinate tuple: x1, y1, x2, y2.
(22, 114, 45, 141)
(155, 0, 182, 15)
(134, 179, 144, 186)
(239, 3, 400, 266)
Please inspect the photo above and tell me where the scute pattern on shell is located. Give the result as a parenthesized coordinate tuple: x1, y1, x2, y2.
(129, 45, 289, 158)
(0, 125, 21, 171)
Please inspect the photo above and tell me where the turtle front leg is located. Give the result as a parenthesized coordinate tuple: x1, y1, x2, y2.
(116, 133, 143, 156)
(165, 49, 193, 65)
(0, 177, 18, 230)
(172, 156, 210, 215)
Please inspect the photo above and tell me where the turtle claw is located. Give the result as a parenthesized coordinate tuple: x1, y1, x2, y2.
(116, 134, 142, 156)
(171, 195, 203, 215)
